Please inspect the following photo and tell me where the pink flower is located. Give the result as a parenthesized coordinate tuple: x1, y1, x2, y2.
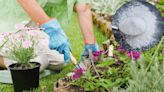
(0, 35, 5, 42)
(22, 40, 32, 48)
(1, 32, 11, 37)
(73, 67, 86, 80)
(15, 23, 25, 30)
(126, 50, 141, 61)
(13, 34, 22, 40)
(0, 32, 11, 45)
(26, 30, 41, 36)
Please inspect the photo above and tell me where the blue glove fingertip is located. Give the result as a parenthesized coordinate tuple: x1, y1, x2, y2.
(63, 48, 71, 64)
(57, 41, 71, 64)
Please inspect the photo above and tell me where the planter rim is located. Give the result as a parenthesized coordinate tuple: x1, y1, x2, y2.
(9, 62, 40, 71)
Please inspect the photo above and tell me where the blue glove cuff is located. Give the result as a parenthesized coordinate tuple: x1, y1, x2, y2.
(81, 43, 99, 58)
(85, 43, 99, 51)
(41, 19, 67, 37)
(41, 19, 60, 30)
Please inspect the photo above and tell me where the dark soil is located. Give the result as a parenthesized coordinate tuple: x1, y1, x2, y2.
(54, 79, 84, 92)
(10, 63, 39, 70)
(110, 60, 124, 68)
(0, 67, 4, 70)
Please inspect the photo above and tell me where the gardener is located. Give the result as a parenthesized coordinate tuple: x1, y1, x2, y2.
(0, 0, 99, 71)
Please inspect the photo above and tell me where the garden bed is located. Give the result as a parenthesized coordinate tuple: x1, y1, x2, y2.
(92, 11, 113, 39)
(52, 39, 136, 92)
(51, 1, 164, 91)
(51, 36, 164, 92)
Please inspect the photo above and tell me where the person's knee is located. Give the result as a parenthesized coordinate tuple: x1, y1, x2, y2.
(75, 4, 91, 13)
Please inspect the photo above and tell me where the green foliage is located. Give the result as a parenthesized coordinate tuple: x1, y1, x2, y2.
(156, 1, 164, 17)
(11, 47, 35, 64)
(91, 0, 129, 15)
(72, 56, 131, 91)
(124, 36, 164, 92)
(111, 36, 164, 92)
(72, 69, 112, 92)
(126, 59, 164, 92)
(91, 0, 164, 17)
(96, 58, 115, 67)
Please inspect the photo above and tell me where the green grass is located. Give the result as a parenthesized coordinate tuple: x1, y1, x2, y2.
(0, 13, 107, 92)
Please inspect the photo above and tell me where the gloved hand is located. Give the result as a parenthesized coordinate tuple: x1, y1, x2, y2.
(81, 43, 99, 59)
(41, 19, 71, 63)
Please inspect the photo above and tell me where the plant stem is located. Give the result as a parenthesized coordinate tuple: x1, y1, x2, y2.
(146, 36, 164, 72)
(88, 50, 101, 78)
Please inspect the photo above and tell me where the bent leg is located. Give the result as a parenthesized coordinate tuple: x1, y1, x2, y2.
(46, 50, 65, 70)
(32, 50, 65, 71)
(34, 31, 65, 71)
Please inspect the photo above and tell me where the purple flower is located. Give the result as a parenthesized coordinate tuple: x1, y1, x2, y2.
(116, 45, 141, 61)
(126, 50, 141, 61)
(93, 50, 104, 61)
(93, 51, 101, 56)
(73, 67, 86, 80)
(117, 45, 126, 52)
(162, 18, 164, 21)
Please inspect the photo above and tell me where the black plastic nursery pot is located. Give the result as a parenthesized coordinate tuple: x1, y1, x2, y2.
(9, 62, 40, 92)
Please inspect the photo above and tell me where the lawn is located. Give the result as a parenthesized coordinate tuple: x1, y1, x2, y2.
(0, 13, 107, 92)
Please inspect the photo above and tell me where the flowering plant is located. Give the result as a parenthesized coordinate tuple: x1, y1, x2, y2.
(161, 17, 164, 24)
(72, 67, 86, 80)
(117, 46, 141, 61)
(162, 18, 164, 21)
(93, 50, 104, 61)
(0, 32, 10, 49)
(1, 22, 43, 64)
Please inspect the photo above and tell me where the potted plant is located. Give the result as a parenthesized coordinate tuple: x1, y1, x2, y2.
(1, 23, 42, 92)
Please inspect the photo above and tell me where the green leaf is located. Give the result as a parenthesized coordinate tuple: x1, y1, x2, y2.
(96, 58, 115, 67)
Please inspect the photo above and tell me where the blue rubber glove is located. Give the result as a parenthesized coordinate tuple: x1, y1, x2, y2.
(81, 43, 99, 59)
(41, 19, 71, 63)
